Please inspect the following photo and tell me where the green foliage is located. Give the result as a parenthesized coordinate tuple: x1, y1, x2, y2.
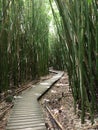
(5, 95, 13, 103)
(48, 0, 66, 70)
(87, 0, 92, 4)
(51, 0, 98, 124)
(0, 0, 50, 91)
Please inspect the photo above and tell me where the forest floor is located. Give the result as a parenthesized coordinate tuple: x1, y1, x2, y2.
(40, 73, 98, 130)
(0, 72, 98, 130)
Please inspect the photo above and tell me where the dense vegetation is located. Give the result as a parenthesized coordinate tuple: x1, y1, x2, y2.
(50, 0, 98, 124)
(0, 0, 49, 91)
(0, 0, 97, 124)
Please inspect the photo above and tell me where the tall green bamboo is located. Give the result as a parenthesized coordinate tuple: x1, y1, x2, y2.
(50, 0, 98, 123)
(0, 0, 50, 92)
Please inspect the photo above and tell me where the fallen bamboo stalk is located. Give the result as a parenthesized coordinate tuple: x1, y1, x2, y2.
(0, 104, 13, 120)
(46, 105, 65, 130)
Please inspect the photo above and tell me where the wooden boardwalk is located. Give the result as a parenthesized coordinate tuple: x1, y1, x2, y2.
(6, 71, 64, 130)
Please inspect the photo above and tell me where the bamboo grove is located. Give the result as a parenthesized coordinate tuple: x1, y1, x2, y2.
(0, 0, 98, 124)
(49, 0, 98, 123)
(0, 0, 49, 92)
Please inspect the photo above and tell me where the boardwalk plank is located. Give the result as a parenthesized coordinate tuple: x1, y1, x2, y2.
(6, 71, 64, 130)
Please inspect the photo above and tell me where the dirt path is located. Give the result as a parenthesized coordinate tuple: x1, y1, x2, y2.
(40, 73, 98, 130)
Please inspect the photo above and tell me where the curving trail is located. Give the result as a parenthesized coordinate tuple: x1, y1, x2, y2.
(6, 70, 64, 130)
